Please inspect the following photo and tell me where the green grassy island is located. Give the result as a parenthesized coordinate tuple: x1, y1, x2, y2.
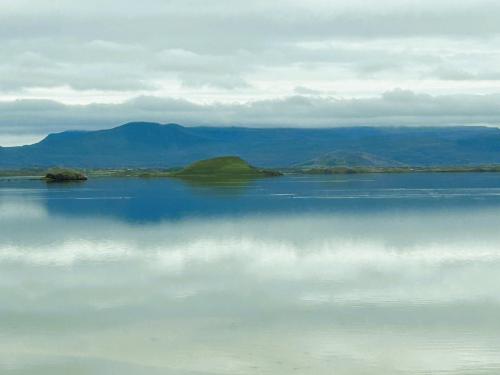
(45, 168, 88, 181)
(171, 156, 282, 178)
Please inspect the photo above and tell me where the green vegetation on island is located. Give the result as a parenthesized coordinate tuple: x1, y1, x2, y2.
(171, 156, 282, 178)
(45, 168, 88, 181)
(3, 162, 500, 180)
(296, 165, 500, 175)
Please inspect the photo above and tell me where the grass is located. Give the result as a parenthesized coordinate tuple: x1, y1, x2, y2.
(171, 156, 282, 178)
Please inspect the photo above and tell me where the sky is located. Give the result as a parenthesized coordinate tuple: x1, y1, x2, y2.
(1, 0, 500, 145)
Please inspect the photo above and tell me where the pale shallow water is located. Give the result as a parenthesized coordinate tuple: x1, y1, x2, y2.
(1, 174, 500, 374)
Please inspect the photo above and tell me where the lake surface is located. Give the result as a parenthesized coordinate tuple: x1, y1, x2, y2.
(2, 173, 500, 374)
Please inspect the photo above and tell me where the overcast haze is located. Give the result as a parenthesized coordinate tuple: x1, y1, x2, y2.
(1, 0, 500, 145)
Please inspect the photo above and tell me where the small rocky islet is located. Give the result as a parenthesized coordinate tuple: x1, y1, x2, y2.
(45, 169, 88, 181)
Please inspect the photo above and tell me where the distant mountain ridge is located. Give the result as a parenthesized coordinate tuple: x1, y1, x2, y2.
(1, 122, 500, 168)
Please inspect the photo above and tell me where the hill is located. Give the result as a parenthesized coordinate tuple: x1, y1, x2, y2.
(173, 156, 279, 177)
(1, 122, 500, 168)
(295, 151, 403, 168)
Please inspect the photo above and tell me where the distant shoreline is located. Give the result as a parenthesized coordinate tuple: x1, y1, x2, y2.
(2, 165, 500, 179)
(288, 165, 500, 175)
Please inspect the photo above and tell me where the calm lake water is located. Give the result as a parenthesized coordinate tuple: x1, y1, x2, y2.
(2, 173, 500, 374)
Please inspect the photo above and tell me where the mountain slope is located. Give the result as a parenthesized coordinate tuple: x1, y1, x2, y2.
(1, 122, 500, 168)
(295, 151, 403, 168)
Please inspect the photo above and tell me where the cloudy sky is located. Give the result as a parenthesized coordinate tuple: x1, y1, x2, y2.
(1, 0, 500, 145)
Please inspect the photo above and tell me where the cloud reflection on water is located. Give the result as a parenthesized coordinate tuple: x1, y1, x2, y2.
(1, 185, 500, 374)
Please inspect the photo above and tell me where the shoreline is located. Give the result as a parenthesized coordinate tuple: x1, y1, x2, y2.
(288, 165, 500, 175)
(2, 165, 500, 179)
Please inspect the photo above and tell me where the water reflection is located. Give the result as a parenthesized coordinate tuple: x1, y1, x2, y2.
(1, 174, 500, 374)
(175, 175, 258, 196)
(4, 173, 500, 223)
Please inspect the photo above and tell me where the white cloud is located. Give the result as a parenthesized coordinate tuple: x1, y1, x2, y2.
(0, 0, 499, 96)
(1, 90, 500, 145)
(1, 0, 500, 142)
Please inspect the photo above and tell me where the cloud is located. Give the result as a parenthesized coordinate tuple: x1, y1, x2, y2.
(1, 89, 500, 145)
(431, 66, 500, 81)
(3, 0, 500, 43)
(293, 86, 324, 95)
(1, 0, 500, 145)
(1, 0, 500, 96)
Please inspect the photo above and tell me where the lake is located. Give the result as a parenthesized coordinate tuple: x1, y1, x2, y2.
(1, 173, 500, 374)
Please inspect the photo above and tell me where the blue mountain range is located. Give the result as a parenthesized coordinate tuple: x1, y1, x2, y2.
(1, 122, 500, 168)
